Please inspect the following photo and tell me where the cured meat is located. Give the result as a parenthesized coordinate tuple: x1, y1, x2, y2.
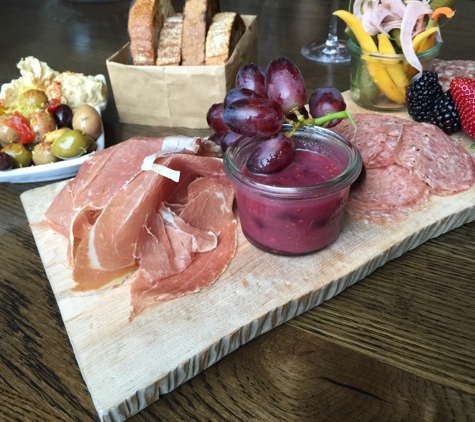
(35, 134, 236, 317)
(72, 153, 230, 291)
(332, 113, 407, 168)
(347, 164, 430, 224)
(34, 136, 204, 264)
(34, 137, 165, 237)
(432, 59, 475, 92)
(366, 132, 401, 168)
(130, 176, 236, 317)
(343, 114, 475, 225)
(72, 169, 165, 290)
(394, 123, 475, 196)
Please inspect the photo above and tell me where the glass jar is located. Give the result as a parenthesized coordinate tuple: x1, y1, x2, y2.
(348, 38, 441, 112)
(223, 125, 362, 256)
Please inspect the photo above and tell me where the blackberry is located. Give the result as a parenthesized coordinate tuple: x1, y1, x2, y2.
(430, 90, 461, 134)
(406, 71, 443, 122)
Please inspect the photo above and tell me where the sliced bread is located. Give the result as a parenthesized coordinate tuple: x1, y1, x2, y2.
(128, 0, 175, 66)
(156, 14, 184, 66)
(181, 0, 221, 66)
(205, 12, 246, 66)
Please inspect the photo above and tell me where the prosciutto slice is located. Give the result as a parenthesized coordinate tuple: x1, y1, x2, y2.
(72, 153, 232, 290)
(130, 176, 236, 317)
(35, 135, 236, 317)
(34, 136, 203, 264)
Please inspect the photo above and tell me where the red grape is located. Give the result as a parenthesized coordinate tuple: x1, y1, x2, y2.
(223, 97, 284, 137)
(220, 130, 242, 152)
(236, 63, 267, 97)
(265, 57, 307, 114)
(223, 87, 264, 108)
(308, 87, 346, 128)
(206, 103, 228, 135)
(246, 133, 295, 174)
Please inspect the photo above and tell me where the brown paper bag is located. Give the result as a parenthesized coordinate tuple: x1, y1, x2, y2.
(106, 15, 258, 129)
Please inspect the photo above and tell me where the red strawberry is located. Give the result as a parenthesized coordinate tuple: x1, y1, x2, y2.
(450, 77, 475, 140)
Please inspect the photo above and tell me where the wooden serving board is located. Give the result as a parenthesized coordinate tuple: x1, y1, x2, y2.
(21, 94, 475, 422)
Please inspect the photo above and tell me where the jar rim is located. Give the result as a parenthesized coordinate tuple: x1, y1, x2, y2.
(223, 125, 363, 199)
(347, 37, 441, 59)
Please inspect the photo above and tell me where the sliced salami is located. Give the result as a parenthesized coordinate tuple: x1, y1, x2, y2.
(432, 59, 475, 92)
(347, 164, 430, 225)
(367, 122, 402, 168)
(394, 122, 475, 196)
(332, 113, 407, 168)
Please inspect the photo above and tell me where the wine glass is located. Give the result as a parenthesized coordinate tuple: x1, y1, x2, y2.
(301, 0, 351, 64)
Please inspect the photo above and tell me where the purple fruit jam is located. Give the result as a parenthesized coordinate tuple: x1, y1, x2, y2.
(239, 151, 347, 254)
(224, 125, 362, 256)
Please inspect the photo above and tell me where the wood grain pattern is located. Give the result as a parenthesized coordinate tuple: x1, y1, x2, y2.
(19, 94, 475, 420)
(2, 1, 475, 421)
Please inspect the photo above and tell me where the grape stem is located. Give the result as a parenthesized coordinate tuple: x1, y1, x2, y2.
(285, 108, 355, 136)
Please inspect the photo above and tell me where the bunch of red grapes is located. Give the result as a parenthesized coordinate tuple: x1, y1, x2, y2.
(206, 57, 350, 174)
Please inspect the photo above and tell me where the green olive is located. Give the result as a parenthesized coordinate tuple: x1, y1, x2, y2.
(0, 115, 20, 145)
(72, 104, 102, 140)
(18, 89, 48, 110)
(32, 142, 60, 166)
(51, 129, 89, 159)
(1, 143, 32, 168)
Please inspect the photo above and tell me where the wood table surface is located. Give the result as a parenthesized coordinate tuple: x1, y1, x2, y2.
(1, 0, 475, 421)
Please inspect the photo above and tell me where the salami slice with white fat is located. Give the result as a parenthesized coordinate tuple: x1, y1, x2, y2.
(432, 59, 475, 92)
(332, 114, 407, 168)
(394, 122, 475, 196)
(347, 164, 430, 224)
(368, 123, 402, 168)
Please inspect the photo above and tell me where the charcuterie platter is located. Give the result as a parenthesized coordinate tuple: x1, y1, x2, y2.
(20, 92, 475, 421)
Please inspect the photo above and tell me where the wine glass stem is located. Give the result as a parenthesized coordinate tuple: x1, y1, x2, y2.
(326, 0, 340, 49)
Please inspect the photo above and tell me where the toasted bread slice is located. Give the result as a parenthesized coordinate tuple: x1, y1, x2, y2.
(205, 12, 246, 66)
(128, 0, 175, 66)
(156, 14, 184, 66)
(181, 0, 221, 66)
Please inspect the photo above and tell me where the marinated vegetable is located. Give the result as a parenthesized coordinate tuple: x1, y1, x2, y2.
(29, 109, 56, 143)
(72, 104, 102, 140)
(0, 115, 20, 145)
(0, 151, 13, 170)
(1, 143, 33, 168)
(32, 142, 60, 165)
(51, 129, 89, 159)
(2, 112, 35, 144)
(17, 89, 48, 113)
(53, 104, 73, 128)
(44, 127, 71, 143)
(0, 57, 106, 172)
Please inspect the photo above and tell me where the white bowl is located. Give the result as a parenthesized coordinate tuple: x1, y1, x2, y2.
(0, 74, 107, 184)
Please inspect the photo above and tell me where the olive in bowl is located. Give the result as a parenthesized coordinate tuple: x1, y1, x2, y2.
(51, 129, 89, 159)
(72, 104, 102, 140)
(32, 142, 60, 166)
(0, 151, 13, 170)
(1, 143, 33, 168)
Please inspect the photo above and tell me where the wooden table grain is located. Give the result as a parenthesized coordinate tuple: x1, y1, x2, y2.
(1, 1, 475, 421)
